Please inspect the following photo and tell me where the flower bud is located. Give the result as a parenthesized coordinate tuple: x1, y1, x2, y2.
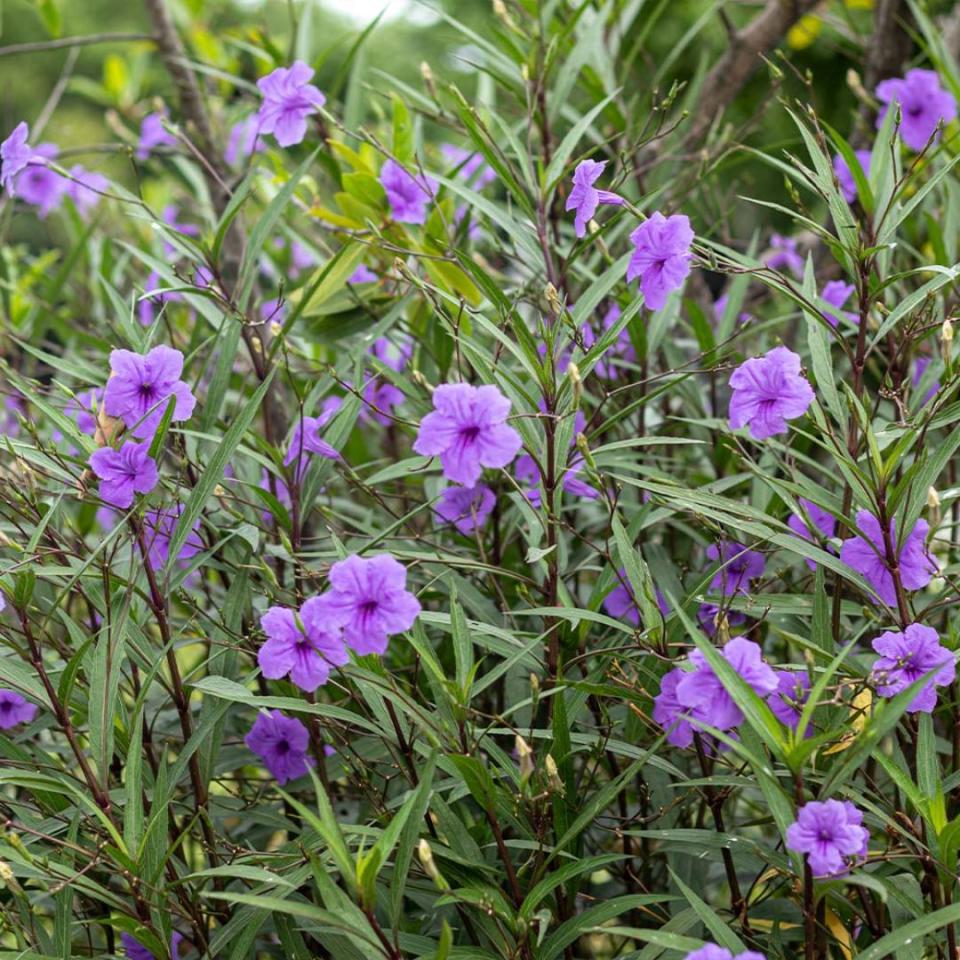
(545, 754, 565, 795)
(942, 318, 954, 366)
(515, 735, 534, 784)
(418, 839, 449, 889)
(530, 671, 540, 699)
(420, 61, 437, 99)
(270, 321, 283, 337)
(544, 282, 562, 316)
(567, 361, 582, 406)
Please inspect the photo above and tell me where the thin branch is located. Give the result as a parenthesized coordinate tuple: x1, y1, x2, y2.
(0, 33, 155, 58)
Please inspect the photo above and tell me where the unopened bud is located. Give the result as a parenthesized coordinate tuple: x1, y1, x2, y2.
(521, 63, 530, 83)
(412, 369, 433, 393)
(515, 735, 534, 783)
(928, 486, 941, 509)
(942, 318, 954, 365)
(0, 862, 11, 883)
(545, 754, 565, 795)
(214, 484, 226, 498)
(270, 321, 282, 337)
(567, 361, 582, 405)
(493, 0, 519, 31)
(418, 839, 448, 889)
(575, 432, 597, 472)
(420, 61, 437, 99)
(846, 69, 871, 107)
(530, 672, 540, 700)
(544, 282, 561, 316)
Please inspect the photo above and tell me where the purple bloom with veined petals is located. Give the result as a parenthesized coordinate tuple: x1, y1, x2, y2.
(786, 799, 869, 877)
(706, 541, 765, 596)
(788, 498, 837, 571)
(765, 233, 804, 277)
(839, 509, 937, 606)
(697, 603, 746, 637)
(566, 159, 624, 238)
(434, 483, 496, 534)
(768, 670, 812, 736)
(285, 403, 341, 466)
(258, 603, 349, 691)
(380, 158, 437, 225)
(225, 116, 265, 166)
(441, 144, 496, 187)
(349, 264, 378, 284)
(684, 947, 767, 960)
(913, 356, 940, 406)
(653, 668, 695, 748)
(821, 280, 856, 328)
(245, 710, 314, 784)
(65, 165, 109, 217)
(315, 554, 421, 655)
(141, 504, 203, 571)
(1, 122, 34, 195)
(103, 346, 197, 440)
(257, 61, 326, 148)
(673, 638, 779, 738)
(136, 112, 177, 161)
(89, 441, 158, 509)
(871, 623, 955, 713)
(833, 150, 871, 204)
(15, 143, 66, 218)
(626, 212, 694, 311)
(876, 69, 957, 152)
(0, 690, 37, 729)
(413, 383, 522, 486)
(728, 346, 814, 440)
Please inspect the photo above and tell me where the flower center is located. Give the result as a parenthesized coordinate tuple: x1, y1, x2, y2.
(275, 739, 290, 755)
(460, 425, 481, 443)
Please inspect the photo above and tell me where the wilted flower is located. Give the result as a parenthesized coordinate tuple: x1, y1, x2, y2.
(765, 233, 804, 277)
(786, 799, 869, 876)
(315, 554, 421, 655)
(0, 691, 37, 730)
(565, 159, 624, 238)
(1, 122, 34, 194)
(136, 111, 177, 161)
(767, 671, 811, 735)
(256, 61, 326, 147)
(380, 158, 437, 225)
(89, 442, 158, 509)
(434, 483, 496, 534)
(413, 383, 523, 486)
(245, 710, 314, 784)
(626, 212, 694, 310)
(821, 280, 856, 328)
(833, 150, 871, 203)
(787, 498, 836, 571)
(103, 346, 197, 440)
(258, 603, 349, 691)
(876, 69, 957, 151)
(285, 403, 341, 466)
(870, 623, 955, 713)
(839, 510, 937, 606)
(728, 346, 814, 440)
(225, 116, 265, 165)
(706, 541, 765, 595)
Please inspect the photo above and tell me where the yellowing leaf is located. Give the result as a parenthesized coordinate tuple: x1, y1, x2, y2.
(787, 15, 822, 50)
(824, 687, 872, 755)
(826, 907, 853, 960)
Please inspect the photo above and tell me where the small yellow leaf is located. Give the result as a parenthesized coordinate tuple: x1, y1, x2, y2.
(824, 687, 872, 755)
(787, 15, 822, 50)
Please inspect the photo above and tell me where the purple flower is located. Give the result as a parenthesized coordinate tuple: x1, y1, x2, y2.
(913, 356, 940, 406)
(821, 280, 856, 328)
(290, 241, 316, 276)
(245, 710, 314, 784)
(566, 159, 624, 238)
(120, 932, 183, 960)
(257, 61, 326, 147)
(259, 468, 292, 523)
(833, 150, 871, 203)
(103, 346, 197, 440)
(441, 144, 496, 187)
(697, 603, 746, 637)
(713, 293, 750, 327)
(603, 569, 669, 626)
(1, 122, 34, 195)
(349, 265, 378, 284)
(515, 451, 597, 507)
(706, 541, 765, 596)
(0, 690, 37, 729)
(765, 234, 804, 277)
(787, 498, 836, 571)
(15, 143, 66, 217)
(315, 554, 420, 655)
(138, 270, 180, 327)
(871, 623, 955, 713)
(141, 504, 203, 570)
(160, 204, 200, 257)
(225, 116, 265, 166)
(839, 510, 937, 606)
(285, 405, 340, 466)
(786, 799, 869, 877)
(728, 346, 814, 440)
(656, 638, 779, 745)
(369, 335, 413, 373)
(652, 668, 695, 748)
(768, 671, 811, 735)
(380, 158, 437, 225)
(137, 112, 177, 161)
(0, 392, 25, 436)
(413, 383, 523, 486)
(66, 388, 104, 437)
(258, 603, 349, 691)
(89, 441, 158, 509)
(362, 377, 404, 426)
(684, 948, 766, 960)
(581, 303, 635, 378)
(434, 483, 496, 534)
(626, 212, 694, 311)
(65, 165, 109, 217)
(876, 69, 957, 152)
